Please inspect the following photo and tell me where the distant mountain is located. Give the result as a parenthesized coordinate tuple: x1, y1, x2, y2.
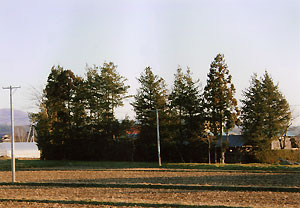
(229, 126, 300, 137)
(0, 109, 30, 126)
(289, 126, 300, 137)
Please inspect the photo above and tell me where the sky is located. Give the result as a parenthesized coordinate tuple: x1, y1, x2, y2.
(0, 0, 299, 125)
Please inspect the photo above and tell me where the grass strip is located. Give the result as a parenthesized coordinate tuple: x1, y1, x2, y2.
(0, 160, 159, 171)
(0, 182, 298, 193)
(1, 159, 300, 172)
(165, 163, 300, 172)
(14, 168, 300, 174)
(0, 198, 249, 208)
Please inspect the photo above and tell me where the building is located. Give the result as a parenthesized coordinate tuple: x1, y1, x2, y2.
(0, 142, 40, 158)
(271, 132, 299, 150)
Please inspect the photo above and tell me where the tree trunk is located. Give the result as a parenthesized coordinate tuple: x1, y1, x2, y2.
(208, 138, 211, 164)
(221, 133, 229, 164)
(219, 116, 224, 164)
(279, 125, 289, 149)
(221, 151, 225, 164)
(220, 135, 224, 164)
(214, 144, 217, 163)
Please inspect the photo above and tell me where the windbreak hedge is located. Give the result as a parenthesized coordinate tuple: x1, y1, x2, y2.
(254, 150, 300, 164)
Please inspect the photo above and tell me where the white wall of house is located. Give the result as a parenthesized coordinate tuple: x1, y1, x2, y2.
(0, 142, 40, 158)
(271, 137, 294, 150)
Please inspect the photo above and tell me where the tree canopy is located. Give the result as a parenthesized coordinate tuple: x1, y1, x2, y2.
(203, 54, 239, 163)
(131, 67, 168, 161)
(35, 63, 131, 160)
(33, 55, 293, 163)
(241, 71, 291, 149)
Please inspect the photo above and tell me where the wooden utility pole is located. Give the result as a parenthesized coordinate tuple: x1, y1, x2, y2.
(156, 109, 162, 167)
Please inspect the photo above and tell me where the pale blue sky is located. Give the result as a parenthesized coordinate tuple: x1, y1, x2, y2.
(0, 0, 299, 124)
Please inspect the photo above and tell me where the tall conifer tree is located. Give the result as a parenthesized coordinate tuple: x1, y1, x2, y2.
(35, 66, 78, 159)
(85, 62, 129, 138)
(132, 67, 168, 161)
(203, 54, 239, 163)
(169, 67, 204, 161)
(241, 71, 291, 149)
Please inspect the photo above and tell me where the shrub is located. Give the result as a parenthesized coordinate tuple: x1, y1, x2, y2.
(254, 150, 300, 164)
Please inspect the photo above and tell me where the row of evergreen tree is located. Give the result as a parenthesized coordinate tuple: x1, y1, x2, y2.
(33, 53, 291, 162)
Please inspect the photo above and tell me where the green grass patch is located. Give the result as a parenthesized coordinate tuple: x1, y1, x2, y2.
(164, 162, 300, 172)
(0, 159, 158, 171)
(0, 158, 299, 172)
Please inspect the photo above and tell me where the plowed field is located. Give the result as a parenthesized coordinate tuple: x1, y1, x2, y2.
(0, 168, 299, 207)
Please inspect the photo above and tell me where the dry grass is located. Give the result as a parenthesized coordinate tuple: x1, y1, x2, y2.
(0, 168, 299, 207)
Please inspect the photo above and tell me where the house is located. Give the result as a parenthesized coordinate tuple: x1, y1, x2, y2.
(0, 142, 40, 158)
(215, 132, 300, 163)
(216, 132, 299, 151)
(126, 127, 140, 139)
(215, 135, 248, 163)
(271, 132, 299, 150)
(216, 135, 246, 148)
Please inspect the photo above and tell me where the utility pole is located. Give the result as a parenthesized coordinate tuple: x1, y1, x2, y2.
(3, 86, 20, 183)
(156, 109, 162, 167)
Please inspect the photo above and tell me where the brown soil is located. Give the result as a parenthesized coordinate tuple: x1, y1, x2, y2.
(0, 169, 299, 207)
